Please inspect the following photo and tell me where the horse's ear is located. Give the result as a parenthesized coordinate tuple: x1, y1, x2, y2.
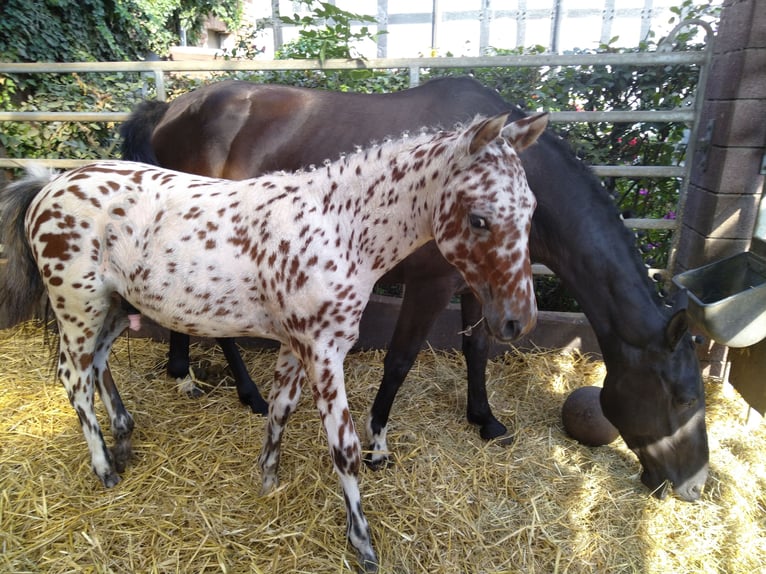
(501, 112, 549, 151)
(665, 288, 689, 351)
(468, 113, 510, 155)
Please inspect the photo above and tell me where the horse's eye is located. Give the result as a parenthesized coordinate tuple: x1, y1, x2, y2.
(469, 214, 489, 231)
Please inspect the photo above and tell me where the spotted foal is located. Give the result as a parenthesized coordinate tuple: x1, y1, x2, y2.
(0, 112, 547, 571)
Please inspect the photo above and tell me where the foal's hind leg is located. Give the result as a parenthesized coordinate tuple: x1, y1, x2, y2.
(55, 308, 120, 487)
(93, 305, 135, 472)
(259, 346, 305, 493)
(95, 366, 135, 472)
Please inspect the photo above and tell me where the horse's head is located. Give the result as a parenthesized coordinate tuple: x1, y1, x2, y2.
(433, 112, 548, 342)
(599, 290, 709, 501)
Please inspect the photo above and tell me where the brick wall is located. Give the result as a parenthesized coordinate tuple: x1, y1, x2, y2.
(674, 0, 766, 376)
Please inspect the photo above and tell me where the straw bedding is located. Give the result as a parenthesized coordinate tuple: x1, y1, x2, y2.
(1, 322, 764, 573)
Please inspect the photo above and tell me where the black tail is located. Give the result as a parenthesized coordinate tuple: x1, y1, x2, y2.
(0, 167, 54, 328)
(119, 99, 170, 164)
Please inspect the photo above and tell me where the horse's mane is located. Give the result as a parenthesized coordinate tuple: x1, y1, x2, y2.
(537, 123, 663, 302)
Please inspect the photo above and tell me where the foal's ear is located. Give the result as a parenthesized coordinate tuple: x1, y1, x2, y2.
(468, 113, 510, 155)
(501, 112, 549, 151)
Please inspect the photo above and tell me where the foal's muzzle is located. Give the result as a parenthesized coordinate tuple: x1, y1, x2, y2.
(485, 309, 537, 342)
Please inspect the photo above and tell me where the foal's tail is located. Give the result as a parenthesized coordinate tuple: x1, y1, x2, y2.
(0, 167, 54, 328)
(119, 99, 170, 164)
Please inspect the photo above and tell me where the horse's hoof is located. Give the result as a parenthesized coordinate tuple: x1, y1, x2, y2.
(176, 376, 205, 398)
(111, 444, 133, 473)
(492, 433, 515, 446)
(477, 417, 508, 441)
(240, 393, 269, 416)
(363, 451, 393, 471)
(166, 360, 189, 380)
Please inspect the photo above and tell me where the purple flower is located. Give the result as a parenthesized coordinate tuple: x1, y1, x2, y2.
(639, 188, 649, 196)
(664, 211, 676, 220)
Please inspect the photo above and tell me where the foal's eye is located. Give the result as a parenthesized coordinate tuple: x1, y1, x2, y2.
(469, 214, 490, 231)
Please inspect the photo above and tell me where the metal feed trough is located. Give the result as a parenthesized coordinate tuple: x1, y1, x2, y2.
(673, 250, 766, 348)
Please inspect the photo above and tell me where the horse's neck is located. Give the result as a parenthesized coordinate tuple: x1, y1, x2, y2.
(552, 229, 667, 354)
(529, 152, 667, 349)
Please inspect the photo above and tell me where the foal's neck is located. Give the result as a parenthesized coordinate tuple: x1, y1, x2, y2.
(318, 137, 443, 276)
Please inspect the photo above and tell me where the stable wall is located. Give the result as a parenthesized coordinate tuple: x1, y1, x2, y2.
(674, 0, 766, 377)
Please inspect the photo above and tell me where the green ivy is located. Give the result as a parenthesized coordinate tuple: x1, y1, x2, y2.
(0, 0, 242, 63)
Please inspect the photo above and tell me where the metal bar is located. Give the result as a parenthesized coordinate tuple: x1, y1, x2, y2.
(623, 218, 677, 230)
(591, 165, 685, 177)
(549, 110, 694, 123)
(0, 159, 97, 168)
(0, 51, 706, 75)
(0, 112, 132, 121)
(409, 66, 420, 87)
(154, 70, 166, 101)
(550, 0, 562, 53)
(479, 0, 491, 54)
(0, 110, 694, 124)
(0, 159, 681, 180)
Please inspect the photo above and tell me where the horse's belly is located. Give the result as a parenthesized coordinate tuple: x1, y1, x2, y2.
(137, 297, 285, 341)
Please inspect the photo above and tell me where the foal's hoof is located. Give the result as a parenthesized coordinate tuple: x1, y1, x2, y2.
(260, 475, 279, 496)
(97, 469, 121, 489)
(355, 549, 379, 573)
(363, 450, 394, 471)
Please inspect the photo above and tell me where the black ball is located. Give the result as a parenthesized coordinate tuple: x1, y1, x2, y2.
(562, 386, 619, 446)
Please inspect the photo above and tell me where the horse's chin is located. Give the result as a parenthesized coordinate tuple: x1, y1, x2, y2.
(635, 449, 708, 502)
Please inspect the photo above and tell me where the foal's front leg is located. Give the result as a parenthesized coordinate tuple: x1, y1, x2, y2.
(308, 351, 377, 572)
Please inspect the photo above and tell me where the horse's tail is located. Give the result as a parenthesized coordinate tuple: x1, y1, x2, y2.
(0, 167, 55, 328)
(119, 99, 169, 164)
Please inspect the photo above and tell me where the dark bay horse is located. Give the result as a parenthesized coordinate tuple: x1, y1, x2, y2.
(0, 114, 546, 570)
(120, 77, 709, 501)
